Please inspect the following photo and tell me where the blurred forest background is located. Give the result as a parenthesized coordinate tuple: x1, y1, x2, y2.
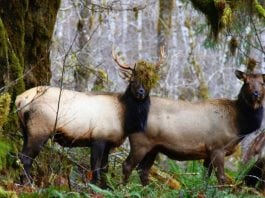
(0, 0, 265, 197)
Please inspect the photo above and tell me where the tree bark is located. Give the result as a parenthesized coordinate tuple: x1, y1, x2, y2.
(0, 0, 60, 97)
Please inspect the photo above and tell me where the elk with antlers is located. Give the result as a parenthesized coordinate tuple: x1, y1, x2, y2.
(15, 48, 164, 188)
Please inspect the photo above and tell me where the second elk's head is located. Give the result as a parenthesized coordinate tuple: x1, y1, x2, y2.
(236, 70, 265, 110)
(112, 47, 164, 100)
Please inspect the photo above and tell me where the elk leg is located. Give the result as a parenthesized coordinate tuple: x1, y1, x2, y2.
(20, 135, 49, 184)
(210, 150, 226, 184)
(122, 147, 150, 184)
(203, 158, 213, 178)
(137, 149, 158, 186)
(99, 142, 113, 189)
(90, 140, 106, 185)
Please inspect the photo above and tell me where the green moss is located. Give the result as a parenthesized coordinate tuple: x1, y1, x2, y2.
(9, 50, 25, 99)
(0, 17, 25, 98)
(23, 0, 61, 88)
(92, 69, 108, 91)
(98, 14, 103, 24)
(190, 0, 220, 39)
(89, 15, 94, 29)
(191, 58, 209, 100)
(0, 138, 11, 171)
(198, 81, 209, 100)
(157, 0, 174, 40)
(0, 93, 11, 128)
(133, 7, 139, 20)
(0, 94, 13, 173)
(253, 0, 265, 18)
(0, 187, 17, 198)
(0, 1, 61, 188)
(229, 37, 238, 56)
(0, 1, 27, 70)
(134, 60, 160, 91)
(220, 5, 232, 27)
(190, 0, 265, 39)
(246, 57, 257, 72)
(0, 18, 9, 87)
(0, 20, 8, 59)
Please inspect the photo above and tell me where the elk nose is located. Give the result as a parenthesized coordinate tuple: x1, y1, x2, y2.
(138, 87, 145, 94)
(137, 87, 145, 96)
(253, 90, 260, 98)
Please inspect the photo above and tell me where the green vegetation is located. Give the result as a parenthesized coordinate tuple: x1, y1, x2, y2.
(134, 60, 160, 91)
(0, 18, 25, 99)
(190, 0, 265, 40)
(10, 154, 264, 197)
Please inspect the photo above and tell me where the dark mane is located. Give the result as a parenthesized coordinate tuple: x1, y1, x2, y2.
(120, 85, 150, 135)
(237, 90, 264, 136)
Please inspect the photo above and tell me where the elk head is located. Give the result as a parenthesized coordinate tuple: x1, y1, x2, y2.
(112, 47, 164, 100)
(236, 70, 265, 110)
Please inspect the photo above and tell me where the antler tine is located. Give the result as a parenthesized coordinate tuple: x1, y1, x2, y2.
(156, 46, 165, 68)
(112, 47, 132, 71)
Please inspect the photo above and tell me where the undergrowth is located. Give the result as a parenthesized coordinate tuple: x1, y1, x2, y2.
(13, 149, 264, 198)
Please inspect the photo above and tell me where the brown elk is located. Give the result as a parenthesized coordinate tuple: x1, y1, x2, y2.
(122, 70, 265, 185)
(15, 48, 164, 188)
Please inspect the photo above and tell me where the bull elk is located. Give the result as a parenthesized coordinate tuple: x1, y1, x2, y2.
(122, 70, 265, 185)
(15, 48, 164, 188)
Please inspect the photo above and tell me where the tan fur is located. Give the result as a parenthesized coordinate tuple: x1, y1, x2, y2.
(123, 70, 265, 185)
(130, 98, 239, 159)
(15, 86, 125, 146)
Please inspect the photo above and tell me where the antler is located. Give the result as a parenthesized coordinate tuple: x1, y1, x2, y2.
(112, 47, 133, 71)
(156, 46, 165, 68)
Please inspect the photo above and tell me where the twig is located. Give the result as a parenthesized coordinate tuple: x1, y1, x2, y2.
(250, 15, 265, 55)
(52, 31, 79, 134)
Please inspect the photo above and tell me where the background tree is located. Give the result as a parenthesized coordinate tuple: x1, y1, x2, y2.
(0, 0, 60, 192)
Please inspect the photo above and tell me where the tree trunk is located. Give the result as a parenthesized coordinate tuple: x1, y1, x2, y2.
(157, 0, 173, 51)
(0, 0, 60, 183)
(0, 0, 60, 98)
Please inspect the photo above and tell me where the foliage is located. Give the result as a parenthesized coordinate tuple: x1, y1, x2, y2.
(0, 18, 25, 98)
(0, 187, 17, 198)
(0, 138, 11, 171)
(19, 187, 89, 198)
(0, 93, 11, 128)
(0, 0, 60, 90)
(3, 150, 262, 197)
(91, 69, 109, 91)
(0, 93, 11, 171)
(158, 0, 174, 40)
(190, 0, 265, 40)
(134, 60, 160, 91)
(254, 0, 265, 18)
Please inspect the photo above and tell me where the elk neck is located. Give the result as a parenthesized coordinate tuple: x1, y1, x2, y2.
(119, 86, 150, 135)
(236, 91, 264, 136)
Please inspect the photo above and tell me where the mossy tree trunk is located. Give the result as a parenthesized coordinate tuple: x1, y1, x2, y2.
(157, 0, 173, 53)
(0, 0, 60, 181)
(0, 0, 60, 99)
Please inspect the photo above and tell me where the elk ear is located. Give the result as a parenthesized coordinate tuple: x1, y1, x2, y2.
(235, 70, 246, 81)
